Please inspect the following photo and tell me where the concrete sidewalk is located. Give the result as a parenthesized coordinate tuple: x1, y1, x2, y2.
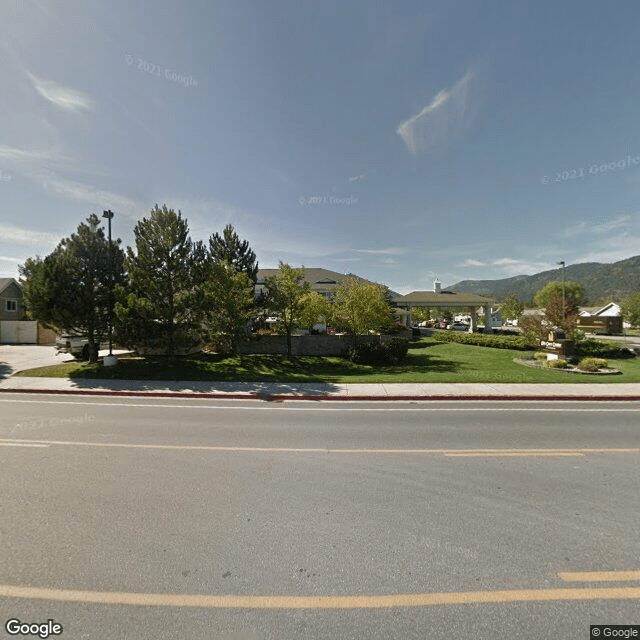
(1, 375, 639, 400)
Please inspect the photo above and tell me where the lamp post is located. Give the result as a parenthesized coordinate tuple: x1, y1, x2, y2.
(102, 210, 117, 365)
(557, 260, 565, 320)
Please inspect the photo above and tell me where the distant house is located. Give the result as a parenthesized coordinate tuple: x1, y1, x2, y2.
(578, 302, 625, 333)
(0, 278, 25, 321)
(580, 302, 621, 318)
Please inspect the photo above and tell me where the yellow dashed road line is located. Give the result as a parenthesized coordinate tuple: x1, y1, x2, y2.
(558, 570, 640, 583)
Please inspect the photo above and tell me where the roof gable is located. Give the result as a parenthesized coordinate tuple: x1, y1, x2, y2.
(0, 278, 21, 296)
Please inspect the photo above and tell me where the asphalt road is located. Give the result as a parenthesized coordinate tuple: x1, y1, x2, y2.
(0, 396, 639, 639)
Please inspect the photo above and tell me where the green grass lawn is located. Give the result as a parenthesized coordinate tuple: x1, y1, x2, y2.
(14, 337, 640, 383)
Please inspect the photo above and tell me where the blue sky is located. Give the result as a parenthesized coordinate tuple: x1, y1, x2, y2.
(1, 0, 640, 293)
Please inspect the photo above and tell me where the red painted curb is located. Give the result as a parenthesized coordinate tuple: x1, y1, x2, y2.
(1, 388, 639, 401)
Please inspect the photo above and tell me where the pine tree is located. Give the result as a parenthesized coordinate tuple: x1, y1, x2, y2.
(19, 214, 125, 361)
(208, 224, 258, 281)
(115, 204, 201, 357)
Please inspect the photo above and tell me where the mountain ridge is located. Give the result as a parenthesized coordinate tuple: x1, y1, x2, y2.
(445, 255, 640, 304)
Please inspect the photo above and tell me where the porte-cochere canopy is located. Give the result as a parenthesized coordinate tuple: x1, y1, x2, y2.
(395, 289, 495, 333)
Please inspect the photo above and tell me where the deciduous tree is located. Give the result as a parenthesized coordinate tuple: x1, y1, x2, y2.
(263, 263, 310, 356)
(332, 276, 394, 347)
(200, 260, 255, 354)
(533, 280, 584, 311)
(620, 293, 640, 328)
(501, 293, 524, 322)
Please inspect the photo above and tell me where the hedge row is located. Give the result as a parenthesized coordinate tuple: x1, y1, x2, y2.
(346, 338, 409, 365)
(432, 330, 529, 350)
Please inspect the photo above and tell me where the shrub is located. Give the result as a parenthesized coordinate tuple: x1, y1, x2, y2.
(385, 337, 410, 363)
(385, 322, 411, 335)
(576, 339, 635, 360)
(519, 315, 546, 347)
(255, 328, 274, 337)
(347, 338, 409, 365)
(533, 351, 548, 360)
(433, 330, 529, 350)
(543, 358, 568, 369)
(575, 338, 611, 357)
(577, 357, 608, 372)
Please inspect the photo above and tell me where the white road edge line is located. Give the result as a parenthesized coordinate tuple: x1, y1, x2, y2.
(0, 439, 638, 455)
(1, 398, 640, 412)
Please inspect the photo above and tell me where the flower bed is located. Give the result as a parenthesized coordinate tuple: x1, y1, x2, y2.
(513, 358, 620, 375)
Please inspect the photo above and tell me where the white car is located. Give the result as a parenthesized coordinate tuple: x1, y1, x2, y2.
(55, 334, 100, 360)
(446, 322, 470, 331)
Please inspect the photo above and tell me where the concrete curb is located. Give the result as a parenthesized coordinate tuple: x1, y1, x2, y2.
(1, 388, 640, 402)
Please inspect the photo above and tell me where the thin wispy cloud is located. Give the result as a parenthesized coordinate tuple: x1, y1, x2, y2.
(0, 256, 24, 263)
(0, 145, 59, 164)
(560, 214, 633, 237)
(396, 66, 479, 156)
(352, 247, 406, 255)
(0, 223, 61, 246)
(348, 174, 366, 183)
(461, 258, 486, 267)
(27, 72, 94, 112)
(36, 173, 143, 218)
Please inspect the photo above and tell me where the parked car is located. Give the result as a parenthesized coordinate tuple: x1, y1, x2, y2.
(55, 334, 100, 360)
(447, 322, 469, 331)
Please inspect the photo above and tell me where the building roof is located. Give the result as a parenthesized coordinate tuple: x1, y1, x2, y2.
(579, 306, 601, 316)
(397, 291, 494, 306)
(0, 278, 20, 296)
(256, 268, 401, 299)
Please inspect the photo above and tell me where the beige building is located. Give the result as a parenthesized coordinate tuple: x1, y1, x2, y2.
(396, 279, 495, 332)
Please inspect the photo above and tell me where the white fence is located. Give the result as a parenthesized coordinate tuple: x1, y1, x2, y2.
(0, 321, 38, 344)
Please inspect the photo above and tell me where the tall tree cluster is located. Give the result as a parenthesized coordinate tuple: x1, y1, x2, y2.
(20, 205, 259, 359)
(20, 204, 396, 360)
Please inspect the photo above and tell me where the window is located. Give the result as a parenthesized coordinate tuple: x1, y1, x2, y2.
(6, 299, 17, 312)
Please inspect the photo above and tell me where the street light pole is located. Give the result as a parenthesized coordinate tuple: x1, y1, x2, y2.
(557, 260, 565, 320)
(102, 210, 114, 358)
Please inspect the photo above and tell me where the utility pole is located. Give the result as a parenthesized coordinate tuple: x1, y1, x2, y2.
(102, 210, 115, 361)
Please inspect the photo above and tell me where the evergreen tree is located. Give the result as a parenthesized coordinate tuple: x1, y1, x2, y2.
(208, 224, 258, 281)
(19, 214, 125, 361)
(115, 204, 201, 357)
